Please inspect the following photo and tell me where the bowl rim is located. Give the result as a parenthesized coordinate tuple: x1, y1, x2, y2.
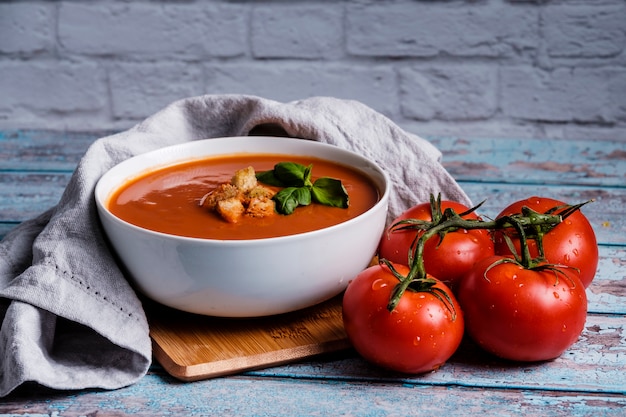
(94, 136, 391, 245)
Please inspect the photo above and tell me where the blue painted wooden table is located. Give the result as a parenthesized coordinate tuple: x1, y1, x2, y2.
(1, 131, 625, 416)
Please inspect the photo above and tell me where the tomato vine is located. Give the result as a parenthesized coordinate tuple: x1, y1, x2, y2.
(382, 194, 587, 313)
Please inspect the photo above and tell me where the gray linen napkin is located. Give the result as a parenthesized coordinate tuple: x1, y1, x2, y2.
(0, 94, 470, 396)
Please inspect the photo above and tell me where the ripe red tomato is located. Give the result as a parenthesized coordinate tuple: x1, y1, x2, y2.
(342, 262, 464, 374)
(378, 200, 494, 292)
(457, 255, 587, 362)
(493, 196, 598, 288)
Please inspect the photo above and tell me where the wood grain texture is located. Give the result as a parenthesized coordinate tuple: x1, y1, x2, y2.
(247, 314, 626, 394)
(0, 130, 108, 171)
(430, 136, 626, 187)
(1, 130, 625, 415)
(3, 375, 626, 417)
(0, 172, 69, 220)
(148, 296, 349, 381)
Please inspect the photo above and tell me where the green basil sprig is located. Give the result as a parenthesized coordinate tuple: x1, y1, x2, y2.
(256, 162, 349, 215)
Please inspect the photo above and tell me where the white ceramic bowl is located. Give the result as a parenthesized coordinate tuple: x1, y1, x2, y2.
(95, 136, 390, 317)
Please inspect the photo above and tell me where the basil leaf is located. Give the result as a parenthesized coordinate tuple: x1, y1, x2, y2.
(255, 169, 284, 186)
(257, 161, 350, 215)
(274, 187, 312, 215)
(303, 164, 313, 188)
(294, 186, 312, 206)
(311, 177, 349, 208)
(274, 162, 309, 187)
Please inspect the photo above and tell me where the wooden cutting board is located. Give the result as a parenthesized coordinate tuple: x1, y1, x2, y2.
(147, 295, 350, 381)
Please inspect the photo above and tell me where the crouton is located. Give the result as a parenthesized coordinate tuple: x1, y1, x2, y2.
(200, 166, 276, 222)
(199, 183, 241, 210)
(216, 197, 245, 223)
(246, 185, 275, 200)
(231, 166, 257, 192)
(246, 197, 275, 218)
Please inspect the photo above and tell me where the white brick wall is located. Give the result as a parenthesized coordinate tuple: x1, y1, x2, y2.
(0, 0, 624, 141)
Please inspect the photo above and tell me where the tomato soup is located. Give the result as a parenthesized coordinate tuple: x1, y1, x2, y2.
(107, 154, 380, 240)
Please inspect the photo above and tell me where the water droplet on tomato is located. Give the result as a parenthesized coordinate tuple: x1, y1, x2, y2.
(562, 324, 567, 332)
(572, 248, 579, 257)
(414, 336, 421, 345)
(518, 283, 524, 288)
(553, 292, 560, 299)
(512, 274, 518, 280)
(371, 279, 387, 291)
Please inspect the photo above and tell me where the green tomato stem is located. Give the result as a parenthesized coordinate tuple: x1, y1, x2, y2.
(385, 204, 563, 312)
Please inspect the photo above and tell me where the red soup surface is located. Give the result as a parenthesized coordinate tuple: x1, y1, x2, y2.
(107, 154, 381, 240)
